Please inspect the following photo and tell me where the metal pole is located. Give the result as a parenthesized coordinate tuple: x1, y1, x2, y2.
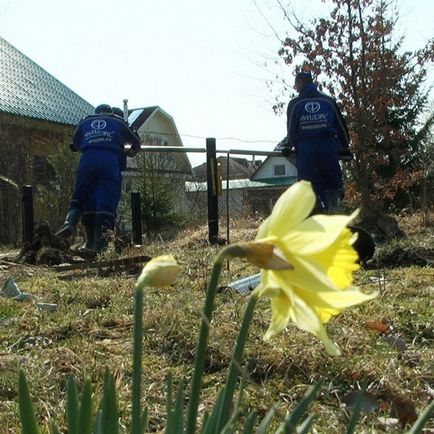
(206, 138, 219, 244)
(226, 152, 230, 245)
(123, 99, 129, 122)
(226, 152, 231, 270)
(21, 185, 34, 245)
(131, 192, 142, 245)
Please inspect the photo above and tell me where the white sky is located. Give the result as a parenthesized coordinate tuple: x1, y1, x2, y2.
(0, 0, 432, 167)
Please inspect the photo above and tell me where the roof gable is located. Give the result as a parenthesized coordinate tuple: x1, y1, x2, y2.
(129, 106, 184, 147)
(128, 105, 192, 174)
(251, 155, 297, 181)
(0, 36, 94, 125)
(128, 106, 159, 129)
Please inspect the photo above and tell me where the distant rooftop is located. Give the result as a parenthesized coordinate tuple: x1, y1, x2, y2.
(0, 36, 94, 125)
(192, 156, 260, 181)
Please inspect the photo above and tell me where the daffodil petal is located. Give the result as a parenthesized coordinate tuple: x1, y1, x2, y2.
(256, 216, 271, 240)
(315, 307, 341, 324)
(263, 290, 291, 340)
(289, 294, 341, 356)
(284, 211, 358, 255)
(267, 181, 316, 239)
(310, 228, 360, 288)
(253, 280, 281, 298)
(317, 329, 342, 356)
(297, 288, 378, 311)
(270, 253, 338, 295)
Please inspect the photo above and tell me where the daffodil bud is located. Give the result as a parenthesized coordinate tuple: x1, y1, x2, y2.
(136, 255, 179, 289)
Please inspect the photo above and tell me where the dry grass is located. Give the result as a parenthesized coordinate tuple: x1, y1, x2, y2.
(0, 215, 433, 433)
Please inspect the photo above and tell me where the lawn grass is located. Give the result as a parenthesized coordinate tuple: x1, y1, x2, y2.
(0, 215, 433, 433)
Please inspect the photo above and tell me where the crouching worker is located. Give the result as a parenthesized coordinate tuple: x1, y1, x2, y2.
(56, 104, 141, 253)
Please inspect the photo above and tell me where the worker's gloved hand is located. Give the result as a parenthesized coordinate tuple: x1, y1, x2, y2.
(274, 137, 294, 156)
(340, 149, 354, 161)
(69, 143, 78, 152)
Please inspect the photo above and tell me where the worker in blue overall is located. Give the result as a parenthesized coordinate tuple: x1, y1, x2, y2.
(277, 71, 351, 212)
(56, 104, 141, 252)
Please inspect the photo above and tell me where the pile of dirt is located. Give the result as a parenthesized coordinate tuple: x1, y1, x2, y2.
(15, 224, 73, 266)
(367, 246, 434, 269)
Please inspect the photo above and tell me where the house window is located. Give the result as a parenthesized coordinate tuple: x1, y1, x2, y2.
(274, 165, 286, 176)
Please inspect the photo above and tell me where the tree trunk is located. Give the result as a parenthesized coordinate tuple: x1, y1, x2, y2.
(354, 117, 404, 240)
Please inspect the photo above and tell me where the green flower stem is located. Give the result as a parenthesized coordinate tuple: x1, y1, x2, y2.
(185, 249, 228, 434)
(131, 286, 144, 434)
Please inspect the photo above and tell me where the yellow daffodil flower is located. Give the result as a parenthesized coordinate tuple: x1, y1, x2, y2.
(251, 181, 377, 356)
(136, 255, 179, 288)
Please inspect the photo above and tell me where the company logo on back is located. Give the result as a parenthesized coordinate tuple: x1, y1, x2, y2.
(91, 119, 107, 130)
(305, 102, 320, 113)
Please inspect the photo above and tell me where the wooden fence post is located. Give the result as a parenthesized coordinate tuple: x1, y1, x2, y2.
(206, 138, 219, 244)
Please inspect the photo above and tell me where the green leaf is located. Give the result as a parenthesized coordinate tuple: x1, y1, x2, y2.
(165, 378, 185, 434)
(241, 411, 256, 434)
(18, 370, 40, 434)
(172, 380, 185, 434)
(140, 408, 148, 434)
(345, 380, 367, 434)
(257, 406, 276, 434)
(296, 415, 315, 434)
(100, 370, 119, 434)
(407, 400, 434, 434)
(282, 382, 321, 432)
(78, 379, 93, 434)
(219, 365, 249, 434)
(165, 374, 174, 434)
(50, 420, 61, 434)
(186, 259, 224, 434)
(201, 388, 225, 434)
(94, 410, 103, 434)
(216, 296, 257, 432)
(67, 375, 79, 434)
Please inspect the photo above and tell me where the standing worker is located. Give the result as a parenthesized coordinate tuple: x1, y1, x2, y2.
(56, 104, 141, 252)
(277, 71, 351, 212)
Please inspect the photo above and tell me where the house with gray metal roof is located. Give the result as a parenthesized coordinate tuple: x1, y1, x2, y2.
(0, 35, 94, 187)
(0, 36, 94, 125)
(0, 36, 94, 243)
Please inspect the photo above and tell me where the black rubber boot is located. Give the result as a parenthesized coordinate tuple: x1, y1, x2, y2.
(55, 209, 82, 238)
(348, 225, 376, 263)
(94, 214, 113, 253)
(83, 225, 96, 250)
(81, 213, 96, 250)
